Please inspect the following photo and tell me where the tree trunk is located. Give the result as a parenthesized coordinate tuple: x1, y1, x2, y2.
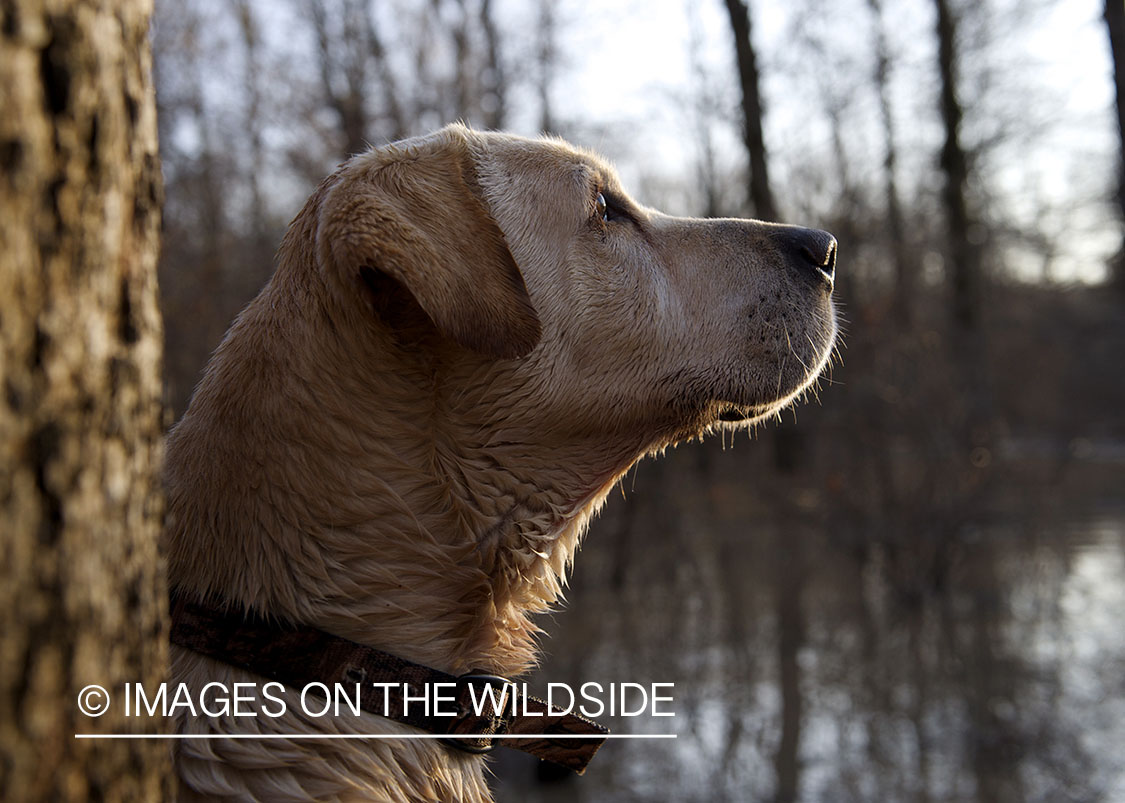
(479, 0, 507, 130)
(934, 0, 995, 454)
(868, 0, 915, 324)
(722, 0, 777, 222)
(772, 527, 804, 803)
(236, 0, 268, 247)
(365, 0, 407, 141)
(723, 0, 802, 470)
(934, 0, 980, 330)
(1105, 0, 1125, 287)
(535, 0, 557, 135)
(311, 0, 370, 158)
(687, 3, 723, 220)
(0, 1, 170, 800)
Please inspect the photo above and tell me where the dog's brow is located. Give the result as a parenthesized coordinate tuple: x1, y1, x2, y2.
(601, 185, 646, 229)
(579, 164, 603, 193)
(578, 165, 644, 223)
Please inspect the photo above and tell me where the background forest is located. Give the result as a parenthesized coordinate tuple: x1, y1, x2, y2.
(152, 1, 1125, 801)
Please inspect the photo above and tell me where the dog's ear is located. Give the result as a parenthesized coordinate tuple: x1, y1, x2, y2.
(318, 130, 541, 360)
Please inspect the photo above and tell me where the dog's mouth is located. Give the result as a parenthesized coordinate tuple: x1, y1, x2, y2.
(714, 402, 779, 425)
(717, 404, 752, 423)
(711, 380, 819, 427)
(714, 301, 839, 427)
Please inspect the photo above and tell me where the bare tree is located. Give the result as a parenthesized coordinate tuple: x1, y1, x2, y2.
(310, 0, 372, 157)
(935, 0, 982, 330)
(441, 0, 474, 124)
(721, 6, 809, 798)
(687, 2, 725, 219)
(535, 0, 558, 134)
(0, 1, 170, 799)
(722, 0, 777, 221)
(772, 527, 805, 803)
(369, 11, 408, 141)
(1106, 0, 1125, 288)
(868, 0, 916, 323)
(723, 0, 808, 474)
(236, 0, 269, 247)
(933, 0, 1000, 459)
(153, 1, 235, 414)
(479, 0, 507, 129)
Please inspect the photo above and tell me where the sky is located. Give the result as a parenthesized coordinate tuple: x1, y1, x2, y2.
(502, 0, 1119, 283)
(171, 0, 1121, 284)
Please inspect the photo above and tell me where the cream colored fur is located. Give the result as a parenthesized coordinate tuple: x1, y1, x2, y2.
(165, 124, 838, 801)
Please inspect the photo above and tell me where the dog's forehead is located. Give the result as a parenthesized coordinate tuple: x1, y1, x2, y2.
(474, 129, 620, 192)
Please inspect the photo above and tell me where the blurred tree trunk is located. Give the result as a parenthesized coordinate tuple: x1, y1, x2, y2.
(236, 0, 268, 247)
(0, 1, 169, 800)
(934, 0, 995, 456)
(965, 550, 1024, 803)
(934, 0, 980, 330)
(182, 9, 228, 382)
(445, 0, 473, 123)
(312, 0, 370, 157)
(312, 0, 406, 155)
(868, 0, 915, 324)
(723, 0, 804, 471)
(1106, 0, 1125, 288)
(479, 0, 507, 129)
(687, 3, 723, 219)
(365, 1, 406, 141)
(772, 528, 805, 803)
(535, 0, 557, 134)
(723, 0, 777, 221)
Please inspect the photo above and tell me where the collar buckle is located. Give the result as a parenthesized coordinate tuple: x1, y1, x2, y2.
(441, 673, 513, 755)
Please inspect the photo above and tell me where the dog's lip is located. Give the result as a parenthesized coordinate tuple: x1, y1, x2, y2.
(716, 402, 776, 423)
(717, 405, 752, 422)
(715, 398, 789, 424)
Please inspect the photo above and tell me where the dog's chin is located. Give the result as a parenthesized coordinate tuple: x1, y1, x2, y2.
(712, 402, 779, 428)
(711, 359, 832, 429)
(716, 403, 762, 423)
(711, 322, 838, 429)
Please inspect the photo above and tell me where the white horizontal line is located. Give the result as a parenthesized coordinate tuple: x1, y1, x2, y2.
(74, 733, 676, 740)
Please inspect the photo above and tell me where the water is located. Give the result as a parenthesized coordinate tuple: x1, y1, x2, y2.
(490, 445, 1125, 803)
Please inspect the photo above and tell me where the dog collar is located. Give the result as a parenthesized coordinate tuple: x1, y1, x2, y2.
(169, 594, 608, 773)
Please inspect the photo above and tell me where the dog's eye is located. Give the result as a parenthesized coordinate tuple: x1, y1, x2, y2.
(595, 192, 608, 223)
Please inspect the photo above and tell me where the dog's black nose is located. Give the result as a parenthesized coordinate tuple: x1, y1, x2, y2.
(774, 226, 837, 289)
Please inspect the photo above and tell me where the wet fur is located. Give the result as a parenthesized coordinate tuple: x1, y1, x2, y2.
(166, 124, 837, 801)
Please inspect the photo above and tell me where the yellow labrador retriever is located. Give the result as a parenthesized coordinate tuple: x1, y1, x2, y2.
(166, 124, 837, 801)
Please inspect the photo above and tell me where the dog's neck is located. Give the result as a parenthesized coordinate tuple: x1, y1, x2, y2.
(298, 432, 632, 679)
(165, 279, 650, 680)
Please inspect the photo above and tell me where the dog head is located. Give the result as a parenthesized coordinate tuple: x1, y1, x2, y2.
(312, 124, 837, 453)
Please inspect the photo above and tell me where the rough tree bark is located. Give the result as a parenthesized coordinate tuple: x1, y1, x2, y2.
(1105, 0, 1125, 288)
(0, 1, 169, 800)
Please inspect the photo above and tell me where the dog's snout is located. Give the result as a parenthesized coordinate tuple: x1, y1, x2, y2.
(774, 226, 837, 289)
